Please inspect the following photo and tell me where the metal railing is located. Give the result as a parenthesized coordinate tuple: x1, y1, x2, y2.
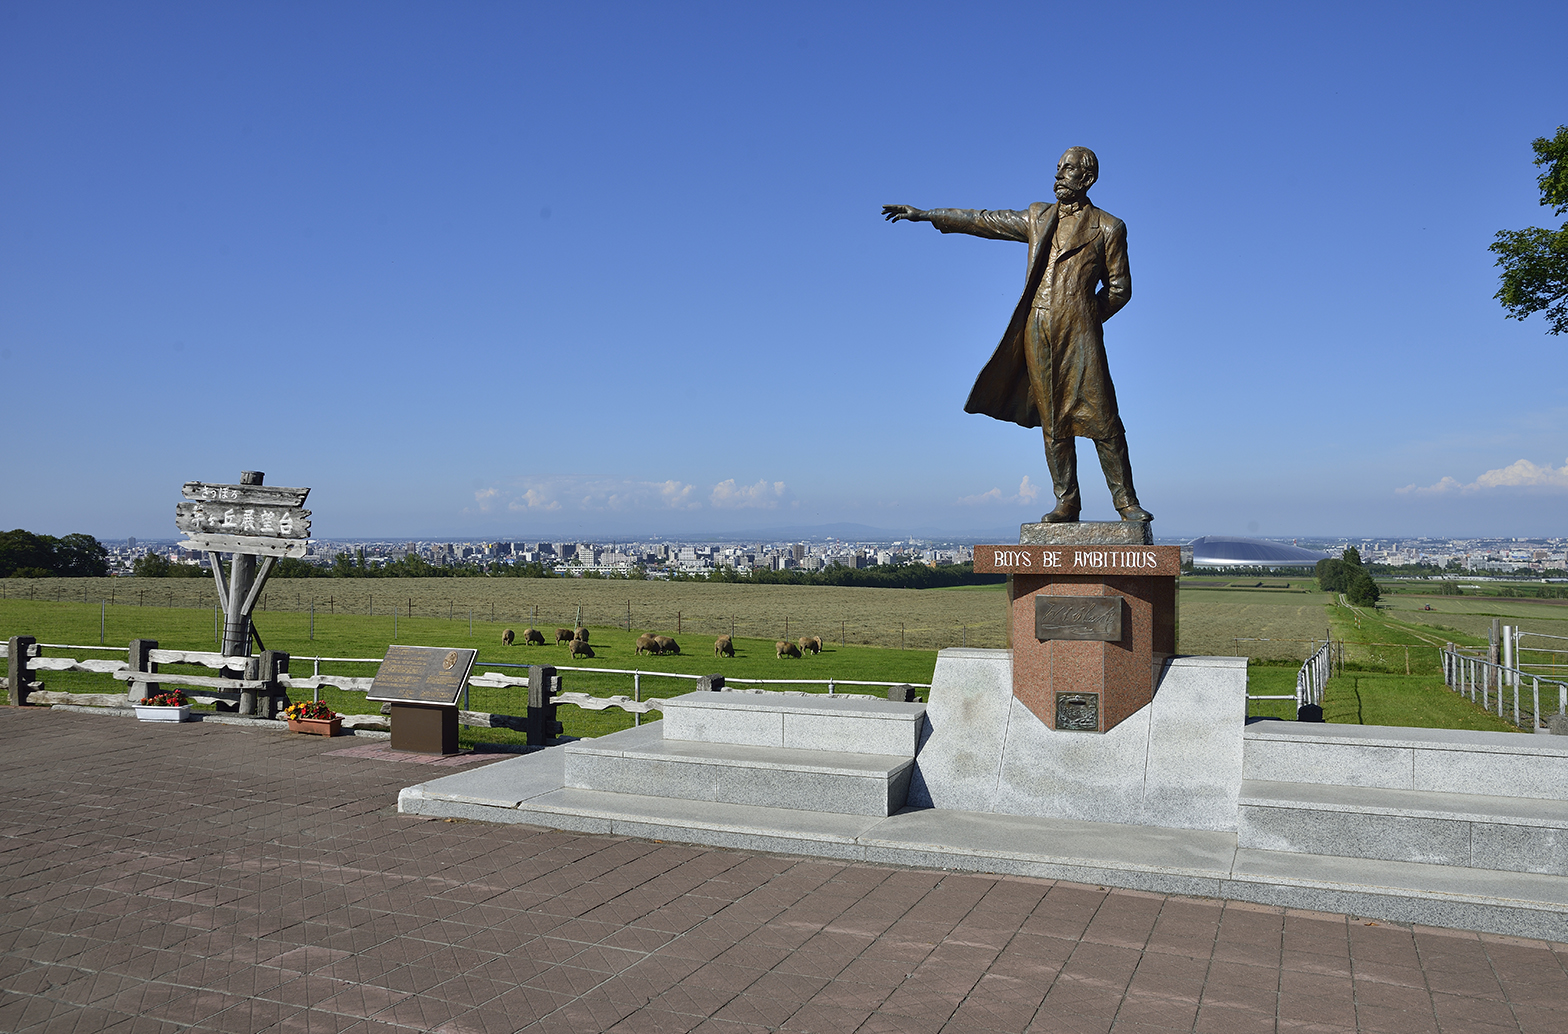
(1441, 643, 1567, 731)
(1296, 640, 1331, 710)
(1244, 634, 1332, 717)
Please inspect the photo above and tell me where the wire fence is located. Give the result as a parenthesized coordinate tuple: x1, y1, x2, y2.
(0, 578, 1007, 651)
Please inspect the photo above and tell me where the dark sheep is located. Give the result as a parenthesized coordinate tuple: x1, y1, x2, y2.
(653, 635, 680, 655)
(524, 628, 546, 645)
(570, 639, 595, 659)
(636, 633, 661, 655)
(798, 635, 821, 655)
(573, 627, 589, 643)
(556, 628, 574, 645)
(502, 628, 515, 646)
(776, 640, 802, 659)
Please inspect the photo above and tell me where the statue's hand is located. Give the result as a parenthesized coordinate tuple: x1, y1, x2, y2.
(882, 204, 925, 223)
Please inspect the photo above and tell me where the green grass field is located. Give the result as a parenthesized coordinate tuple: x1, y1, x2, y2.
(0, 576, 1011, 650)
(1243, 661, 1518, 732)
(10, 572, 1565, 740)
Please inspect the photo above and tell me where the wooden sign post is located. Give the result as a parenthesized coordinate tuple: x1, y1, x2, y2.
(174, 470, 311, 716)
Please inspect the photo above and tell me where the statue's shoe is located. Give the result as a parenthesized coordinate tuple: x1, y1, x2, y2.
(1118, 505, 1154, 522)
(1042, 505, 1080, 523)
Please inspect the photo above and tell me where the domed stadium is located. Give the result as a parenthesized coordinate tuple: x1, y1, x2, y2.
(1188, 536, 1332, 569)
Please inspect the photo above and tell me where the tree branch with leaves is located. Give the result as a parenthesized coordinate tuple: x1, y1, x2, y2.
(1491, 125, 1568, 335)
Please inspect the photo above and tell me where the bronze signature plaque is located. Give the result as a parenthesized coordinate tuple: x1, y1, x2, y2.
(1055, 692, 1100, 732)
(1035, 596, 1123, 642)
(367, 645, 478, 705)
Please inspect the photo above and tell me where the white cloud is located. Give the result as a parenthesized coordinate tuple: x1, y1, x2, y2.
(1398, 458, 1568, 495)
(959, 475, 1042, 506)
(479, 476, 700, 514)
(660, 480, 698, 508)
(508, 488, 561, 512)
(710, 478, 787, 509)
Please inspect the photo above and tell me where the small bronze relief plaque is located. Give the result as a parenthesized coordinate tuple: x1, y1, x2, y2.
(1035, 596, 1123, 641)
(1055, 692, 1100, 732)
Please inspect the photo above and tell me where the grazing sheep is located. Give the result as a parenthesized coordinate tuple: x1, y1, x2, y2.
(635, 633, 660, 655)
(524, 628, 546, 646)
(653, 635, 680, 655)
(570, 639, 595, 659)
(797, 635, 821, 655)
(776, 640, 802, 659)
(573, 627, 589, 643)
(714, 635, 734, 657)
(556, 628, 574, 645)
(502, 628, 515, 646)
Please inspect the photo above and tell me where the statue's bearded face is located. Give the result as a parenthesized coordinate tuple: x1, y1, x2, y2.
(1054, 150, 1097, 203)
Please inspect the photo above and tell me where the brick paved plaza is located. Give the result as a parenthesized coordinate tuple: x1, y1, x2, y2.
(2, 708, 1566, 1033)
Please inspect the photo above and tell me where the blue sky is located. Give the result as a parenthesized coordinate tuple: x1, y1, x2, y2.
(3, 2, 1566, 542)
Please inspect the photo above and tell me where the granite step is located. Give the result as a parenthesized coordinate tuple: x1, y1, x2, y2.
(1238, 779, 1568, 875)
(562, 723, 915, 817)
(1243, 722, 1568, 797)
(662, 691, 926, 756)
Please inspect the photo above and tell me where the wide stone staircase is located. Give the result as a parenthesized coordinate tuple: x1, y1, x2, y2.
(1239, 723, 1568, 875)
(562, 692, 925, 817)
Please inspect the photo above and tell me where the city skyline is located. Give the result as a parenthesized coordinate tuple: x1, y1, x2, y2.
(4, 3, 1566, 542)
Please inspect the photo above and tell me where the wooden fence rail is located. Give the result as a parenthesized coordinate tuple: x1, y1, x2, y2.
(5, 635, 928, 743)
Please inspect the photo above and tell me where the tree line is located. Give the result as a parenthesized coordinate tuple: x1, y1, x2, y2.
(0, 530, 109, 578)
(1316, 547, 1381, 606)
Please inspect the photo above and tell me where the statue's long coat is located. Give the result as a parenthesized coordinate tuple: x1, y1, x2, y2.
(926, 201, 1131, 439)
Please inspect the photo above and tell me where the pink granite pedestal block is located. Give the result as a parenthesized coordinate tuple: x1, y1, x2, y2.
(975, 536, 1180, 735)
(1008, 573, 1175, 733)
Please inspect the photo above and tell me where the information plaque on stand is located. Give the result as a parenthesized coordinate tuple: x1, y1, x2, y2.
(367, 646, 478, 755)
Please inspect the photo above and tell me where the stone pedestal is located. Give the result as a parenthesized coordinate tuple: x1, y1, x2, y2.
(390, 702, 460, 755)
(974, 523, 1178, 734)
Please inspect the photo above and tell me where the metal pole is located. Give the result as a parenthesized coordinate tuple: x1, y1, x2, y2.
(633, 672, 641, 728)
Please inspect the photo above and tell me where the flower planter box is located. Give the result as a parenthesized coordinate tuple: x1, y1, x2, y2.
(134, 704, 191, 723)
(288, 717, 342, 737)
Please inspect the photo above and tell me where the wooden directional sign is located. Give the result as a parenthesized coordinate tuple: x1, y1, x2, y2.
(176, 481, 311, 558)
(367, 646, 478, 705)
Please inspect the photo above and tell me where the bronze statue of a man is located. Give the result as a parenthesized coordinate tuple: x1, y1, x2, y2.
(884, 146, 1151, 523)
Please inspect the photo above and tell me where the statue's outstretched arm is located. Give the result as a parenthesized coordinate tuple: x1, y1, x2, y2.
(891, 206, 1031, 242)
